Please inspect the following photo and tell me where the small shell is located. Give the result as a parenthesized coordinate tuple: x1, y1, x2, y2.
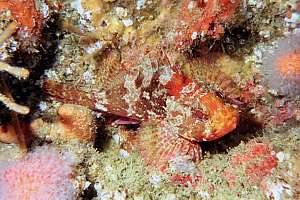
(31, 104, 96, 143)
(57, 104, 97, 143)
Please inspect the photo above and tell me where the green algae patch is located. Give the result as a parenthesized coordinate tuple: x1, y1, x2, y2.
(86, 139, 203, 199)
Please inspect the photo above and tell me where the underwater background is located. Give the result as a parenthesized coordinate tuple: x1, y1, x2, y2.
(0, 0, 299, 199)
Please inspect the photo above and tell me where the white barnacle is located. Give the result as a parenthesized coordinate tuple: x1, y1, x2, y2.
(162, 120, 180, 136)
(203, 121, 212, 137)
(37, 0, 50, 18)
(70, 0, 94, 31)
(264, 181, 285, 200)
(71, 0, 84, 16)
(94, 91, 108, 104)
(123, 72, 140, 116)
(140, 62, 156, 88)
(198, 191, 210, 199)
(165, 97, 181, 113)
(122, 19, 133, 27)
(149, 174, 161, 188)
(146, 110, 158, 119)
(136, 0, 146, 10)
(169, 155, 199, 174)
(119, 149, 130, 157)
(142, 91, 150, 100)
(181, 82, 196, 94)
(95, 102, 108, 112)
(182, 106, 192, 117)
(112, 134, 122, 144)
(191, 32, 198, 40)
(113, 191, 126, 200)
(123, 73, 140, 102)
(82, 70, 95, 84)
(85, 40, 103, 55)
(188, 1, 196, 12)
(38, 101, 48, 111)
(165, 97, 192, 118)
(94, 91, 108, 111)
(275, 152, 285, 163)
(159, 66, 174, 85)
(115, 7, 128, 18)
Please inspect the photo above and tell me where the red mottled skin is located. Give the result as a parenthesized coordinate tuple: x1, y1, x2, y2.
(165, 68, 193, 97)
(175, 0, 240, 48)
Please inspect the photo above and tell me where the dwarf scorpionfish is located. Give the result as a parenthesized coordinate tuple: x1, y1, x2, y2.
(44, 45, 239, 186)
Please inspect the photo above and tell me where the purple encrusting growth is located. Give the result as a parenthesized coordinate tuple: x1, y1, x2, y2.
(0, 146, 76, 200)
(262, 32, 300, 96)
